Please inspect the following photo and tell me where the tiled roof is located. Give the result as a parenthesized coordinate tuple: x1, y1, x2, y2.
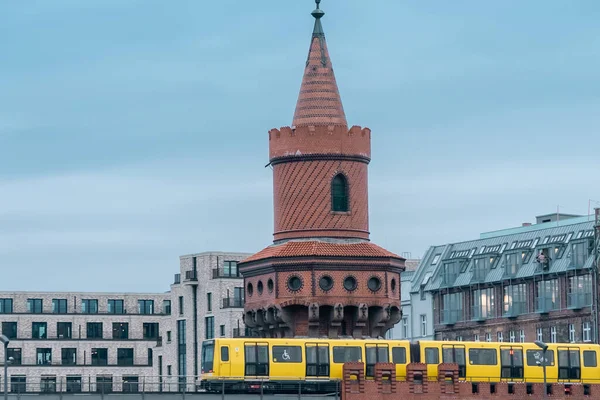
(241, 241, 401, 263)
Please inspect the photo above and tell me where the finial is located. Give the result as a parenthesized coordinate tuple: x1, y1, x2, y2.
(312, 0, 324, 20)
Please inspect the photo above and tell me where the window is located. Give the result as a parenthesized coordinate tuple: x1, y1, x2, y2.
(441, 261, 460, 286)
(571, 240, 593, 269)
(504, 252, 525, 277)
(272, 346, 302, 363)
(474, 334, 480, 342)
(569, 324, 575, 343)
(66, 377, 81, 393)
(178, 296, 184, 315)
(220, 346, 229, 362)
(205, 316, 214, 340)
(81, 299, 98, 314)
(96, 376, 112, 393)
(537, 328, 543, 342)
(485, 333, 492, 342)
(245, 344, 269, 376)
(425, 347, 439, 364)
(163, 300, 171, 315)
(41, 377, 56, 393)
(333, 346, 362, 363)
(420, 286, 426, 300)
(167, 365, 172, 376)
(177, 320, 187, 381)
(143, 323, 159, 339)
(392, 347, 407, 364)
(220, 325, 225, 337)
(504, 284, 527, 316)
(526, 349, 554, 366)
(519, 330, 525, 343)
(509, 330, 516, 343)
(472, 288, 495, 320)
(27, 298, 43, 313)
(108, 299, 124, 314)
(113, 323, 129, 339)
(148, 348, 153, 366)
(2, 322, 17, 339)
(306, 344, 330, 377)
(420, 315, 427, 337)
(558, 349, 580, 380)
(432, 254, 441, 265)
(497, 332, 503, 342)
(500, 347, 524, 379)
(36, 348, 52, 365)
(401, 317, 408, 339)
(441, 292, 463, 324)
(123, 376, 139, 393)
(583, 321, 592, 342)
(52, 299, 67, 313)
(10, 376, 26, 393)
(568, 275, 592, 308)
(57, 322, 72, 339)
(87, 322, 103, 339)
(201, 341, 214, 374)
(62, 348, 77, 365)
(32, 322, 47, 339)
(366, 345, 390, 377)
(6, 348, 21, 365)
(167, 331, 172, 342)
(207, 293, 212, 313)
(118, 348, 134, 366)
(91, 348, 108, 365)
(536, 279, 560, 311)
(472, 256, 496, 281)
(221, 260, 239, 277)
(331, 174, 348, 212)
(551, 326, 557, 343)
(138, 300, 154, 315)
(0, 299, 13, 314)
(583, 351, 597, 367)
(469, 348, 497, 365)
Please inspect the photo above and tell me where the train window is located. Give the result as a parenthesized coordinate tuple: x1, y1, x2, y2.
(425, 348, 439, 364)
(221, 346, 229, 362)
(392, 347, 407, 364)
(306, 345, 330, 377)
(366, 345, 389, 377)
(443, 346, 466, 377)
(500, 347, 524, 380)
(468, 348, 497, 365)
(526, 349, 554, 366)
(333, 346, 362, 363)
(272, 346, 302, 363)
(245, 344, 269, 376)
(558, 349, 580, 380)
(583, 351, 597, 367)
(201, 342, 215, 373)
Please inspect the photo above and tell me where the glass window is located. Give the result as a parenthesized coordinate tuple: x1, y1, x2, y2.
(425, 347, 439, 364)
(117, 348, 134, 366)
(178, 296, 184, 315)
(91, 348, 108, 366)
(469, 348, 497, 365)
(526, 349, 555, 366)
(441, 292, 463, 323)
(7, 348, 22, 365)
(52, 299, 67, 313)
(441, 262, 460, 286)
(27, 299, 43, 313)
(87, 322, 103, 339)
(504, 284, 527, 315)
(272, 346, 302, 363)
(201, 342, 214, 374)
(163, 300, 171, 315)
(108, 300, 124, 314)
(2, 322, 17, 339)
(36, 348, 52, 365)
(331, 174, 348, 212)
(392, 347, 407, 364)
(333, 347, 362, 363)
(207, 293, 212, 312)
(205, 316, 214, 340)
(0, 299, 13, 314)
(32, 322, 47, 339)
(583, 351, 597, 367)
(138, 300, 154, 315)
(82, 299, 98, 314)
(583, 321, 592, 342)
(472, 288, 495, 319)
(219, 325, 225, 337)
(420, 315, 427, 336)
(112, 323, 129, 339)
(62, 348, 77, 366)
(57, 322, 72, 339)
(143, 323, 159, 339)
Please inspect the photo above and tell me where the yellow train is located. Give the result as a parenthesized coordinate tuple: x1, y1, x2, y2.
(200, 338, 600, 392)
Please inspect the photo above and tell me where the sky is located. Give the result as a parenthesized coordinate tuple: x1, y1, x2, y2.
(1, 1, 599, 292)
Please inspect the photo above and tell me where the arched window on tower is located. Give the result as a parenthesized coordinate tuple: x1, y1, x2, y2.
(331, 174, 349, 212)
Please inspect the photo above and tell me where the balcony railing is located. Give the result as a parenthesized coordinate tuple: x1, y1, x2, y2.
(441, 309, 461, 325)
(535, 296, 557, 314)
(504, 301, 527, 318)
(233, 328, 252, 338)
(212, 268, 241, 279)
(222, 297, 244, 309)
(471, 269, 487, 283)
(471, 307, 493, 321)
(568, 292, 592, 309)
(184, 270, 198, 282)
(568, 254, 589, 270)
(440, 274, 459, 288)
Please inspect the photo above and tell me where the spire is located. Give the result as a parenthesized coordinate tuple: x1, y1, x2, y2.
(292, 0, 347, 127)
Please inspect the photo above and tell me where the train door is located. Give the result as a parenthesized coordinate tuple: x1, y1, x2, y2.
(306, 343, 330, 379)
(500, 346, 524, 381)
(442, 345, 466, 378)
(366, 343, 389, 378)
(219, 344, 231, 377)
(244, 342, 270, 378)
(558, 347, 581, 381)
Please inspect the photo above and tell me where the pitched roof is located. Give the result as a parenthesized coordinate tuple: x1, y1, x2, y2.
(292, 2, 347, 128)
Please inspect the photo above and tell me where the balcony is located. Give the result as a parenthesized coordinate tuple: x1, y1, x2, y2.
(504, 301, 527, 319)
(222, 297, 244, 309)
(568, 292, 592, 310)
(441, 309, 461, 326)
(212, 268, 241, 279)
(535, 296, 557, 314)
(471, 307, 492, 322)
(568, 254, 589, 270)
(184, 270, 198, 283)
(471, 269, 487, 284)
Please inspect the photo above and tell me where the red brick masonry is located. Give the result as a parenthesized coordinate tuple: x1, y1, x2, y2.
(342, 362, 597, 400)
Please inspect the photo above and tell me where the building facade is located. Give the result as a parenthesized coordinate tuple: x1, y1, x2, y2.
(239, 0, 405, 339)
(414, 211, 600, 344)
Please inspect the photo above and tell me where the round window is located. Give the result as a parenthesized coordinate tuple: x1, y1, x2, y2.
(391, 278, 397, 292)
(368, 277, 382, 292)
(288, 276, 303, 292)
(247, 283, 254, 297)
(257, 280, 264, 295)
(267, 278, 274, 293)
(343, 276, 357, 292)
(319, 275, 334, 291)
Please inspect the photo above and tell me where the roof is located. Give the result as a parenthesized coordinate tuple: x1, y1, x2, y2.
(292, 2, 347, 127)
(241, 240, 402, 264)
(404, 259, 421, 271)
(411, 217, 596, 293)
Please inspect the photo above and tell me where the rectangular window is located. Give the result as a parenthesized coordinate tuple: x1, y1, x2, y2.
(401, 317, 408, 339)
(442, 261, 460, 286)
(441, 292, 463, 324)
(81, 299, 98, 314)
(10, 376, 26, 393)
(392, 347, 407, 364)
(107, 300, 124, 314)
(223, 261, 239, 277)
(220, 325, 225, 337)
(569, 324, 575, 343)
(41, 377, 56, 393)
(583, 321, 592, 342)
(205, 316, 214, 340)
(509, 330, 516, 343)
(7, 349, 21, 365)
(143, 323, 159, 339)
(571, 241, 592, 269)
(558, 349, 581, 380)
(472, 256, 496, 281)
(0, 299, 13, 314)
(163, 300, 171, 315)
(551, 326, 557, 343)
(62, 348, 77, 365)
(244, 344, 269, 376)
(66, 377, 82, 393)
(536, 328, 543, 342)
(333, 346, 362, 363)
(306, 344, 330, 377)
(485, 333, 492, 342)
(36, 348, 52, 365)
(138, 300, 154, 315)
(519, 330, 525, 343)
(472, 288, 495, 320)
(366, 345, 390, 377)
(207, 293, 212, 313)
(272, 346, 303, 363)
(87, 322, 103, 339)
(52, 299, 67, 313)
(583, 351, 597, 367)
(57, 322, 72, 339)
(123, 376, 139, 393)
(167, 331, 172, 342)
(469, 348, 497, 365)
(2, 322, 17, 339)
(504, 252, 525, 277)
(497, 332, 503, 342)
(474, 334, 480, 342)
(178, 296, 184, 315)
(536, 279, 560, 311)
(568, 274, 592, 308)
(91, 348, 108, 366)
(526, 349, 554, 366)
(27, 299, 43, 313)
(32, 322, 47, 339)
(504, 284, 527, 316)
(500, 347, 524, 379)
(112, 323, 129, 339)
(201, 341, 214, 374)
(424, 347, 439, 364)
(96, 376, 112, 393)
(420, 315, 427, 337)
(177, 320, 187, 380)
(117, 348, 134, 366)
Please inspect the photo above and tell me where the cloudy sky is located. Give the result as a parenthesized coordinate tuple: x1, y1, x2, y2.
(1, 1, 598, 292)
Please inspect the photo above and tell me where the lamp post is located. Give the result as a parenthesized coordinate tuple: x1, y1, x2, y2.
(1, 335, 9, 400)
(534, 340, 548, 399)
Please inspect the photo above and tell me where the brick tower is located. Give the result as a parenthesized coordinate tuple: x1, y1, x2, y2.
(239, 0, 405, 338)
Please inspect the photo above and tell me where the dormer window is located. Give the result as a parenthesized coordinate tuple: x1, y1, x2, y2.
(331, 174, 349, 212)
